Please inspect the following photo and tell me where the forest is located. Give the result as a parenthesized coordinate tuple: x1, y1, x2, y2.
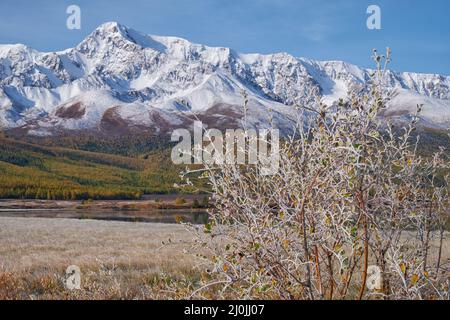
(0, 125, 447, 201)
(0, 134, 198, 200)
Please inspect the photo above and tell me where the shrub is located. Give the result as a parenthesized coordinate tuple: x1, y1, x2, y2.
(179, 49, 449, 300)
(175, 197, 186, 205)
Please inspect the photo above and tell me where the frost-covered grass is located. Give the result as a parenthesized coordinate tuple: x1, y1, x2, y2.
(0, 217, 197, 299)
(0, 216, 448, 300)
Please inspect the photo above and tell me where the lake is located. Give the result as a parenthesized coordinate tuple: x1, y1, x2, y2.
(0, 208, 209, 224)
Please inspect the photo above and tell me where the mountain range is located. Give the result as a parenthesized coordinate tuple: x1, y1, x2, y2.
(0, 21, 449, 137)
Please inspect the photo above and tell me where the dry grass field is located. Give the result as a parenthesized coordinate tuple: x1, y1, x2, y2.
(0, 216, 448, 300)
(0, 217, 197, 299)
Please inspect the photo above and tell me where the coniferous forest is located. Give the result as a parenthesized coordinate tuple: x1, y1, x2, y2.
(0, 133, 198, 200)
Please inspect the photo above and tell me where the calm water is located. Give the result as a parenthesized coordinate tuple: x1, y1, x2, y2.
(0, 208, 209, 224)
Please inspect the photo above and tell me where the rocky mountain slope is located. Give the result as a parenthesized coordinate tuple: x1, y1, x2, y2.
(0, 22, 449, 136)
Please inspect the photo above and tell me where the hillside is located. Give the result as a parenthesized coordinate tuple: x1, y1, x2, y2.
(1, 124, 447, 201)
(0, 136, 194, 200)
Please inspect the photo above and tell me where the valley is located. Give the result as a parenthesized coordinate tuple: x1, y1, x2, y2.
(0, 18, 448, 302)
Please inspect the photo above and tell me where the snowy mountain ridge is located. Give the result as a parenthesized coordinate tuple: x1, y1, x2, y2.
(0, 21, 449, 136)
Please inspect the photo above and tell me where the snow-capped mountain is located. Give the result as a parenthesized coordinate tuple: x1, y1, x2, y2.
(0, 22, 449, 136)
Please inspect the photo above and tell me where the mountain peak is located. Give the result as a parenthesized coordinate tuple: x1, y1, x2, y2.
(98, 21, 123, 29)
(95, 21, 129, 37)
(0, 43, 32, 57)
(76, 21, 171, 54)
(89, 21, 131, 41)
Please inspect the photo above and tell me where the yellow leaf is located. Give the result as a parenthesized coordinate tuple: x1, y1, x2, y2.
(411, 274, 419, 285)
(223, 264, 229, 272)
(400, 262, 406, 274)
(282, 239, 290, 249)
(407, 158, 413, 167)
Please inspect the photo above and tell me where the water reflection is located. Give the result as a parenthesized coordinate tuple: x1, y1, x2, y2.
(0, 209, 209, 225)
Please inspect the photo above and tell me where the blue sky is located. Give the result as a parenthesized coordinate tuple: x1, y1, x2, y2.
(0, 0, 449, 75)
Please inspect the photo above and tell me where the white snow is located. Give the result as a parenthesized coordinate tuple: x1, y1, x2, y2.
(0, 21, 448, 132)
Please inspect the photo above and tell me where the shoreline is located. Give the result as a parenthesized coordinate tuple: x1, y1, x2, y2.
(0, 197, 210, 224)
(0, 194, 210, 211)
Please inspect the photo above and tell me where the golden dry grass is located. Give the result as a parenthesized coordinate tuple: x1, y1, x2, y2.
(0, 217, 197, 299)
(0, 216, 448, 300)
